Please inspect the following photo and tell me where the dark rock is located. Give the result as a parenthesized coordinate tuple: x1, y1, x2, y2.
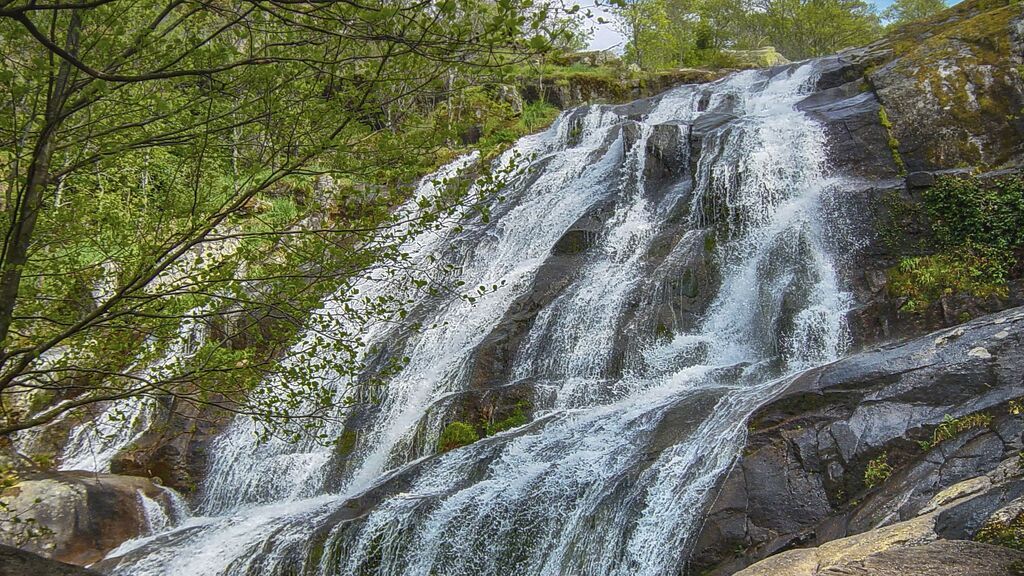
(688, 307, 1024, 574)
(0, 544, 100, 576)
(459, 125, 482, 145)
(110, 396, 231, 495)
(905, 171, 936, 188)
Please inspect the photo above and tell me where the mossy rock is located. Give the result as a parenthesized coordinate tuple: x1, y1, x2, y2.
(868, 0, 1024, 171)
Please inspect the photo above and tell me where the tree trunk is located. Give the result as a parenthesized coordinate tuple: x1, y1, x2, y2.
(0, 12, 81, 357)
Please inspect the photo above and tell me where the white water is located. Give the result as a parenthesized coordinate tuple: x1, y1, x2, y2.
(104, 62, 853, 576)
(56, 305, 210, 472)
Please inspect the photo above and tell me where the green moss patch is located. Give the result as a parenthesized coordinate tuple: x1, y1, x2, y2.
(437, 421, 479, 453)
(976, 511, 1024, 551)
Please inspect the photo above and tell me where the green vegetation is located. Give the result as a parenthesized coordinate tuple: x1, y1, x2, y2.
(485, 407, 529, 436)
(0, 0, 584, 445)
(864, 453, 894, 488)
(612, 0, 884, 69)
(889, 176, 1024, 312)
(878, 106, 906, 174)
(976, 512, 1024, 551)
(918, 413, 994, 451)
(437, 421, 480, 453)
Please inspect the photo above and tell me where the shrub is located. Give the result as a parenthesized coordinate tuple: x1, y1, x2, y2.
(888, 175, 1024, 311)
(437, 421, 479, 453)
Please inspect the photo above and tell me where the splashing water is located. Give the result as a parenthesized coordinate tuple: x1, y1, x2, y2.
(103, 62, 853, 576)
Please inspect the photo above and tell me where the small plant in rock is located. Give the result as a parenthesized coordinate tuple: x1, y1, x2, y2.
(931, 413, 993, 445)
(485, 407, 529, 436)
(864, 454, 893, 488)
(437, 421, 479, 453)
(918, 413, 993, 452)
(976, 512, 1024, 551)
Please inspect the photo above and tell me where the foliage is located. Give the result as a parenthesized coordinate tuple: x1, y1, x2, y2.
(918, 412, 993, 450)
(888, 175, 1024, 312)
(863, 453, 893, 488)
(437, 421, 479, 453)
(882, 0, 948, 25)
(485, 406, 529, 435)
(0, 0, 581, 444)
(611, 0, 883, 69)
(976, 512, 1024, 551)
(888, 247, 1011, 312)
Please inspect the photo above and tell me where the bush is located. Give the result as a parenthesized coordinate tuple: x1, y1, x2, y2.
(437, 421, 479, 453)
(889, 175, 1024, 311)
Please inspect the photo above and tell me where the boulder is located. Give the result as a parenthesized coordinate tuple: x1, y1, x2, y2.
(735, 472, 1024, 576)
(865, 0, 1024, 171)
(0, 472, 180, 565)
(0, 544, 100, 576)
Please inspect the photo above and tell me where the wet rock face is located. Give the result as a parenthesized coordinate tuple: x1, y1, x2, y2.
(0, 472, 173, 566)
(0, 544, 100, 576)
(109, 397, 230, 495)
(687, 307, 1024, 574)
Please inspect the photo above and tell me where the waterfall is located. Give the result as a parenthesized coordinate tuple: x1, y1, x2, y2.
(55, 304, 211, 472)
(102, 62, 853, 576)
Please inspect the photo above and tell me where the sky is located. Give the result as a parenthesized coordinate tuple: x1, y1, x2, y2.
(583, 0, 918, 52)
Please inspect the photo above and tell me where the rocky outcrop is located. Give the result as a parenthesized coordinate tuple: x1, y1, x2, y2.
(787, 0, 1024, 348)
(0, 472, 179, 565)
(519, 68, 728, 110)
(688, 306, 1024, 574)
(0, 544, 100, 576)
(866, 1, 1024, 171)
(109, 397, 230, 495)
(734, 469, 1024, 576)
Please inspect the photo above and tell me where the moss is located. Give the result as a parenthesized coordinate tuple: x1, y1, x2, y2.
(334, 429, 357, 457)
(864, 453, 893, 488)
(437, 421, 479, 453)
(878, 106, 906, 175)
(976, 511, 1024, 551)
(879, 0, 1020, 167)
(485, 408, 528, 436)
(703, 232, 717, 253)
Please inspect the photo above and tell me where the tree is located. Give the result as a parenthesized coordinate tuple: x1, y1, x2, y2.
(881, 0, 947, 25)
(613, 0, 882, 69)
(755, 0, 882, 60)
(614, 0, 681, 69)
(0, 0, 577, 444)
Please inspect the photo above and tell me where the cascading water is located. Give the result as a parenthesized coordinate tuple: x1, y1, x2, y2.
(102, 61, 853, 576)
